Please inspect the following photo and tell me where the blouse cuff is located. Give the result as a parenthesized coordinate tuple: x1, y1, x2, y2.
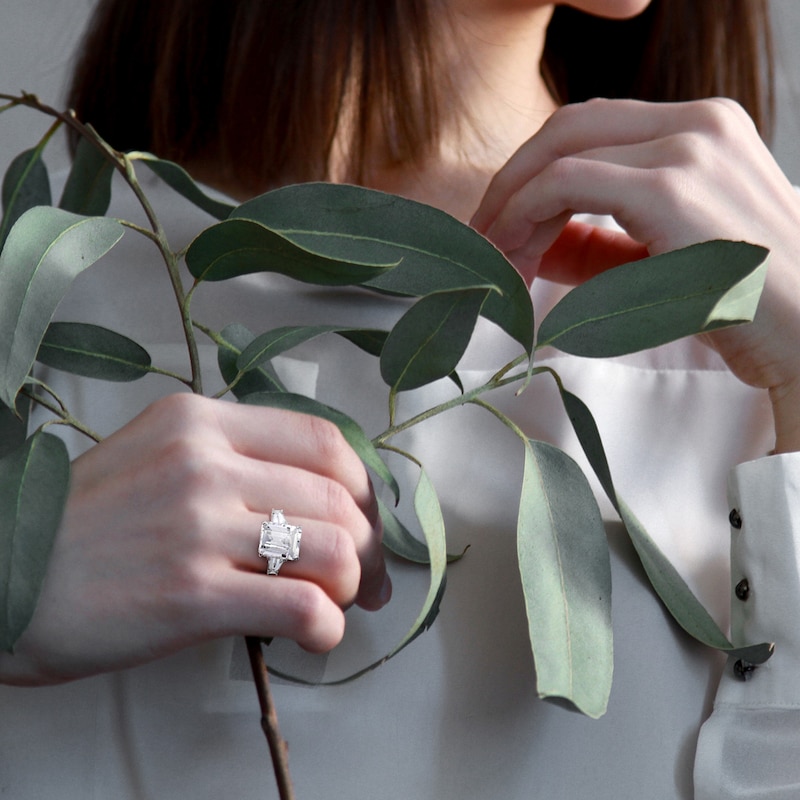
(717, 451, 800, 709)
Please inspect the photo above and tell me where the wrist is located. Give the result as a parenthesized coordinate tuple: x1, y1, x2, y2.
(770, 378, 800, 454)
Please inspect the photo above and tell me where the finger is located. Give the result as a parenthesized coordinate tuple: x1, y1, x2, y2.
(472, 98, 704, 232)
(226, 509, 363, 608)
(216, 402, 379, 524)
(232, 457, 389, 610)
(211, 571, 347, 653)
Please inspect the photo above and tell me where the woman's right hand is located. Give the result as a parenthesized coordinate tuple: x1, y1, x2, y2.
(0, 393, 390, 686)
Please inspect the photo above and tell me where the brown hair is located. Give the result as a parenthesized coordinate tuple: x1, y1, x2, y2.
(542, 1, 774, 135)
(67, 0, 774, 191)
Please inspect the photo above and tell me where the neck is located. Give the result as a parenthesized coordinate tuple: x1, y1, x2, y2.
(364, 3, 557, 221)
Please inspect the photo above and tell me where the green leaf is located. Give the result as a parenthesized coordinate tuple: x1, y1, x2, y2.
(404, 468, 448, 640)
(216, 323, 285, 397)
(380, 288, 490, 392)
(58, 137, 114, 216)
(336, 329, 388, 358)
(537, 240, 769, 357)
(378, 496, 467, 565)
(185, 217, 398, 285)
(0, 207, 124, 407)
(0, 148, 52, 251)
(518, 439, 613, 719)
(131, 152, 235, 220)
(238, 325, 385, 373)
(557, 384, 771, 662)
(231, 183, 534, 354)
(240, 391, 399, 502)
(0, 430, 70, 651)
(0, 395, 30, 460)
(378, 497, 430, 562)
(36, 322, 151, 381)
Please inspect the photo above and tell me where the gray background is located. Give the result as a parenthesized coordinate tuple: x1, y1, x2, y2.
(1, 0, 800, 179)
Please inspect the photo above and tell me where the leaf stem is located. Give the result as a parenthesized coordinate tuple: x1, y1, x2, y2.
(468, 397, 528, 442)
(21, 386, 103, 444)
(375, 441, 423, 468)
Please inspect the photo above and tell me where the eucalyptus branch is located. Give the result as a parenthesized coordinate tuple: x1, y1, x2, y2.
(0, 93, 204, 395)
(375, 362, 548, 447)
(246, 637, 296, 800)
(20, 386, 103, 444)
(117, 154, 203, 395)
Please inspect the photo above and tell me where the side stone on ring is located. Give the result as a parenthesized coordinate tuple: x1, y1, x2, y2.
(258, 509, 302, 575)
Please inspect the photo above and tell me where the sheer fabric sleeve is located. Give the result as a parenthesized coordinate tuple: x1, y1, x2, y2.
(695, 453, 800, 798)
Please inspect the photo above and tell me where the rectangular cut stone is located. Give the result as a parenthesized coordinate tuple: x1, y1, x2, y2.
(259, 517, 301, 561)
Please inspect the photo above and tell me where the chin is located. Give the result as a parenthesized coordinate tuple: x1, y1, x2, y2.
(565, 0, 653, 19)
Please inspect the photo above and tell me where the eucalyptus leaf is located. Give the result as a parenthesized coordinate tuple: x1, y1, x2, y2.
(58, 137, 114, 216)
(231, 183, 534, 354)
(240, 391, 399, 502)
(537, 240, 769, 357)
(238, 325, 386, 373)
(36, 322, 151, 381)
(0, 207, 124, 408)
(185, 218, 398, 285)
(380, 288, 491, 392)
(518, 439, 613, 719)
(131, 152, 235, 220)
(558, 385, 772, 659)
(0, 147, 52, 251)
(378, 496, 467, 565)
(0, 430, 70, 651)
(337, 329, 388, 358)
(0, 395, 30, 460)
(379, 497, 431, 563)
(216, 323, 285, 397)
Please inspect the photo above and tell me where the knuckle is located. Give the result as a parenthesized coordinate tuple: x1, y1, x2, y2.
(643, 164, 689, 212)
(659, 131, 709, 169)
(321, 478, 358, 525)
(151, 552, 215, 628)
(323, 524, 359, 573)
(146, 392, 206, 427)
(304, 414, 349, 462)
(157, 436, 222, 499)
(541, 154, 580, 185)
(692, 97, 751, 141)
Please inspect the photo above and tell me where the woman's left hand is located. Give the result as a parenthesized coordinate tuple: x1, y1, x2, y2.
(472, 98, 800, 453)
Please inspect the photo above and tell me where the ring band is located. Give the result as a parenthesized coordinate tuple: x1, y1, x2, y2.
(258, 509, 302, 575)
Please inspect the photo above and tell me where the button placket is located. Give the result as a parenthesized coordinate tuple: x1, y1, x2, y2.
(730, 507, 761, 681)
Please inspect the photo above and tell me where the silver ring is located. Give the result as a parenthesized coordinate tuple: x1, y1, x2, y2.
(258, 509, 302, 575)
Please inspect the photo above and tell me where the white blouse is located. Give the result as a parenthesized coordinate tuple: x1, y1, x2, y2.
(1, 175, 797, 799)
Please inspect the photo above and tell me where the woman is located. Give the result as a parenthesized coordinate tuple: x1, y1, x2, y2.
(2, 1, 799, 797)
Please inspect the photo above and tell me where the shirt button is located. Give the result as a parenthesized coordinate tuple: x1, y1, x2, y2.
(735, 578, 750, 601)
(733, 659, 757, 681)
(729, 508, 743, 529)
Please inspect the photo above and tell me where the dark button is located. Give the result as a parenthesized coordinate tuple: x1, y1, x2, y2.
(735, 578, 750, 601)
(729, 508, 743, 529)
(733, 659, 757, 681)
